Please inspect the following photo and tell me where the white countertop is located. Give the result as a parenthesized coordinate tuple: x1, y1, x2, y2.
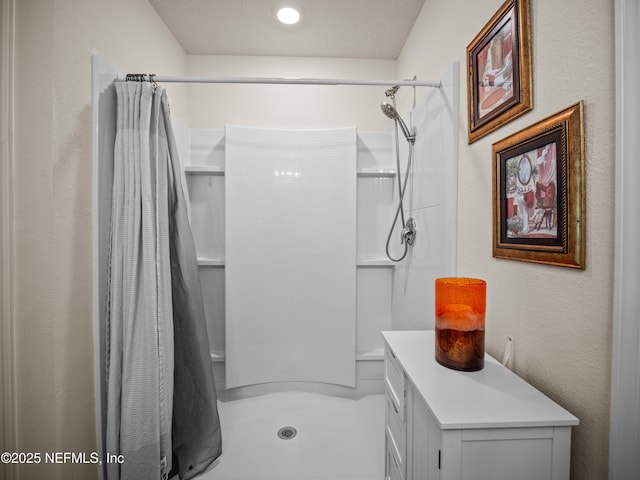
(382, 330, 579, 430)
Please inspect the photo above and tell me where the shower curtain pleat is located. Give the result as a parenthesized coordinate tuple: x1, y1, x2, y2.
(106, 81, 175, 480)
(106, 82, 221, 480)
(161, 90, 222, 480)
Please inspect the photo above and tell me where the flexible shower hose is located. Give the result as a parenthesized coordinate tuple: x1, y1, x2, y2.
(385, 124, 415, 262)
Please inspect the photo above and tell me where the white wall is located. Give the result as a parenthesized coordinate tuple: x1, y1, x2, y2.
(12, 0, 187, 478)
(186, 55, 395, 130)
(398, 0, 614, 478)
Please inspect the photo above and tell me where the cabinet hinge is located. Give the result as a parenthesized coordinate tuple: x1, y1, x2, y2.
(438, 449, 441, 470)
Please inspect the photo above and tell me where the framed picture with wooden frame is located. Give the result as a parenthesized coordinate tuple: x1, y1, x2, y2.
(492, 102, 585, 269)
(467, 0, 532, 143)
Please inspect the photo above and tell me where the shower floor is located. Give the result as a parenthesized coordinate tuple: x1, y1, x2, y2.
(196, 391, 385, 480)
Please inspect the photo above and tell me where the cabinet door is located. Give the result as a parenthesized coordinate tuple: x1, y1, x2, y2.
(457, 428, 563, 480)
(385, 348, 406, 421)
(407, 384, 441, 480)
(386, 435, 405, 480)
(386, 396, 406, 476)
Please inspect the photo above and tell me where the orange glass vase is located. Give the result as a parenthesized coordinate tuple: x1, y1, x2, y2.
(435, 277, 486, 371)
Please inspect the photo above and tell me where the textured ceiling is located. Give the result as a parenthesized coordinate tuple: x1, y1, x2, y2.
(148, 0, 426, 59)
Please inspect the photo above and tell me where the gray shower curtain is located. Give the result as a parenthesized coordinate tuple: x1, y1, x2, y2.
(106, 82, 221, 480)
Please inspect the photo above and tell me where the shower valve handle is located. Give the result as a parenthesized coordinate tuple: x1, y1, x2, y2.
(402, 218, 417, 246)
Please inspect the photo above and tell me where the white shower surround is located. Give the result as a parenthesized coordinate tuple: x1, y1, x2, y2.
(185, 128, 397, 398)
(224, 125, 357, 389)
(392, 62, 459, 331)
(181, 63, 459, 398)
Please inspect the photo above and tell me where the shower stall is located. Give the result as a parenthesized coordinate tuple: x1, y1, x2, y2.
(92, 55, 458, 478)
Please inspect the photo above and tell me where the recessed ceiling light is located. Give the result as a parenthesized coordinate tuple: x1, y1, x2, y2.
(274, 2, 303, 25)
(277, 7, 300, 24)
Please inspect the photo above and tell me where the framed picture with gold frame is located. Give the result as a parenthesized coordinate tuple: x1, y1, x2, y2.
(492, 102, 585, 269)
(467, 0, 532, 143)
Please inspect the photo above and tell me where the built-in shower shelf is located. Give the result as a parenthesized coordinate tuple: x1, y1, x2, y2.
(210, 350, 384, 363)
(197, 257, 225, 267)
(210, 351, 225, 362)
(184, 166, 395, 178)
(357, 258, 395, 267)
(185, 165, 225, 175)
(356, 348, 385, 361)
(197, 258, 394, 267)
(356, 168, 396, 178)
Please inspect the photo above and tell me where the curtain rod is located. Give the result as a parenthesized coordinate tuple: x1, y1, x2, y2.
(117, 74, 441, 88)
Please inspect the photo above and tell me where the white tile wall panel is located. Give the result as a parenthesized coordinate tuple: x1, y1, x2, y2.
(225, 125, 357, 388)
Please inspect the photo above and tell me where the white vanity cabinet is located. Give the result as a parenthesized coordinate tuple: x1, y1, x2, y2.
(382, 331, 578, 480)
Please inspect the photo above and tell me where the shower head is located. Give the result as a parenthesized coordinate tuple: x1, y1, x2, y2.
(381, 102, 415, 143)
(381, 102, 401, 121)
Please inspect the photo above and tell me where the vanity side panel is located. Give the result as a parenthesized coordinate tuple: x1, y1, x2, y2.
(551, 427, 572, 480)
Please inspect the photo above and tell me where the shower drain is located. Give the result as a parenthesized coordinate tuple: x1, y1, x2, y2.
(277, 426, 297, 440)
